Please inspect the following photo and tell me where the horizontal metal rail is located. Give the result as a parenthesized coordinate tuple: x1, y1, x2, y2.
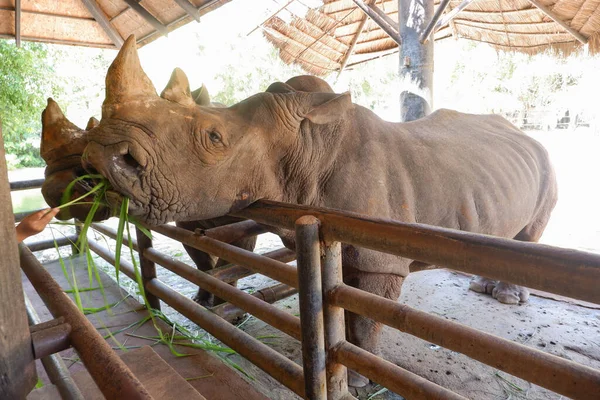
(88, 240, 137, 281)
(146, 279, 306, 397)
(144, 247, 302, 340)
(19, 245, 153, 400)
(92, 223, 138, 251)
(208, 247, 296, 283)
(25, 234, 78, 252)
(199, 220, 269, 243)
(211, 283, 297, 322)
(92, 222, 296, 284)
(150, 223, 299, 288)
(334, 341, 466, 400)
(330, 284, 600, 399)
(10, 178, 44, 191)
(234, 200, 600, 304)
(15, 208, 44, 223)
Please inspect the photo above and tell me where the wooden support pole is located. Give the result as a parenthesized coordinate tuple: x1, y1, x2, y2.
(0, 121, 37, 398)
(527, 0, 587, 44)
(248, 0, 295, 36)
(420, 0, 452, 43)
(338, 0, 375, 75)
(399, 0, 434, 121)
(353, 0, 401, 45)
(81, 0, 124, 48)
(123, 0, 169, 36)
(173, 0, 201, 22)
(136, 228, 161, 310)
(292, 6, 356, 65)
(367, 1, 398, 30)
(435, 0, 475, 30)
(295, 216, 327, 400)
(15, 0, 21, 47)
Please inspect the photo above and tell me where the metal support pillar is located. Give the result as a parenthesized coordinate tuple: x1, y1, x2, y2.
(0, 121, 37, 398)
(136, 228, 161, 310)
(398, 0, 435, 121)
(321, 241, 349, 399)
(295, 216, 327, 400)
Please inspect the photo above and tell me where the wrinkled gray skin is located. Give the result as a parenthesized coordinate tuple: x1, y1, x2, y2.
(82, 36, 558, 387)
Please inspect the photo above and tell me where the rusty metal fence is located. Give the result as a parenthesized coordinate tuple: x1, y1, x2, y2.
(91, 200, 600, 399)
(13, 176, 600, 399)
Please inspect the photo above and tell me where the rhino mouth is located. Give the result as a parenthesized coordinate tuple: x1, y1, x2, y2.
(81, 141, 150, 218)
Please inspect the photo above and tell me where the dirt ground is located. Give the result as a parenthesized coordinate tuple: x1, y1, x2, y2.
(22, 128, 600, 399)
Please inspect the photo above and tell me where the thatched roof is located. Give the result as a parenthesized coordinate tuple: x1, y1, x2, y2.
(261, 0, 600, 76)
(0, 0, 230, 49)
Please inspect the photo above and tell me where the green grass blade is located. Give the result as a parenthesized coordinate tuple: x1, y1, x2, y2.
(60, 174, 104, 207)
(59, 181, 105, 210)
(173, 341, 236, 354)
(114, 198, 129, 284)
(63, 286, 100, 293)
(129, 215, 152, 240)
(70, 262, 84, 312)
(185, 373, 214, 381)
(102, 315, 152, 340)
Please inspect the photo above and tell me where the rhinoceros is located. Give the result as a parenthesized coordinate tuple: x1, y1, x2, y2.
(56, 35, 557, 387)
(40, 74, 336, 309)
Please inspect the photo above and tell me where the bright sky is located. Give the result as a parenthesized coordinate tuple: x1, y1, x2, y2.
(139, 0, 314, 94)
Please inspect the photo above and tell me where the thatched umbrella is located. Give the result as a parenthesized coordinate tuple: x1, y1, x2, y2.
(260, 0, 600, 77)
(0, 0, 230, 49)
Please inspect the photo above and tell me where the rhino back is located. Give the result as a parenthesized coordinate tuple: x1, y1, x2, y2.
(322, 108, 556, 239)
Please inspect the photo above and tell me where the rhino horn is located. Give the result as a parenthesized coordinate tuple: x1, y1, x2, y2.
(86, 116, 100, 130)
(40, 98, 85, 163)
(191, 84, 211, 106)
(161, 68, 195, 107)
(103, 35, 157, 110)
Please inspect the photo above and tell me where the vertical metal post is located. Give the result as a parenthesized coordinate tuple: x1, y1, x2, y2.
(0, 121, 37, 398)
(399, 0, 434, 121)
(72, 222, 82, 255)
(136, 228, 161, 310)
(295, 216, 327, 400)
(322, 241, 349, 399)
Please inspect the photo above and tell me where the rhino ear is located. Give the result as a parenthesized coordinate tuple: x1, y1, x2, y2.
(266, 81, 295, 94)
(191, 84, 211, 106)
(86, 117, 100, 130)
(161, 68, 195, 107)
(301, 92, 353, 125)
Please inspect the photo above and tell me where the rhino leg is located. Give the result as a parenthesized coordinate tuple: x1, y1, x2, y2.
(343, 268, 405, 387)
(182, 244, 219, 307)
(470, 216, 549, 304)
(469, 276, 497, 295)
(184, 236, 257, 308)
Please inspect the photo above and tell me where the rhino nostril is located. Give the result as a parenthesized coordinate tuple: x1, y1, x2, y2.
(122, 152, 140, 170)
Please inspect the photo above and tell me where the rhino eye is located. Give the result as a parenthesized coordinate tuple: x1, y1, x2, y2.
(208, 131, 222, 143)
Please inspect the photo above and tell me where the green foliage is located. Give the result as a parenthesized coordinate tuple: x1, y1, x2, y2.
(1, 40, 111, 169)
(0, 39, 62, 168)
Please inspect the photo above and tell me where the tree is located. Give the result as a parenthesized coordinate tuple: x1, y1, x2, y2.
(0, 40, 64, 168)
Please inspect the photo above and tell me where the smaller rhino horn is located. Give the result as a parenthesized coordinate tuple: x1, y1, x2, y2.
(161, 68, 195, 107)
(86, 117, 100, 130)
(191, 84, 211, 106)
(40, 98, 84, 163)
